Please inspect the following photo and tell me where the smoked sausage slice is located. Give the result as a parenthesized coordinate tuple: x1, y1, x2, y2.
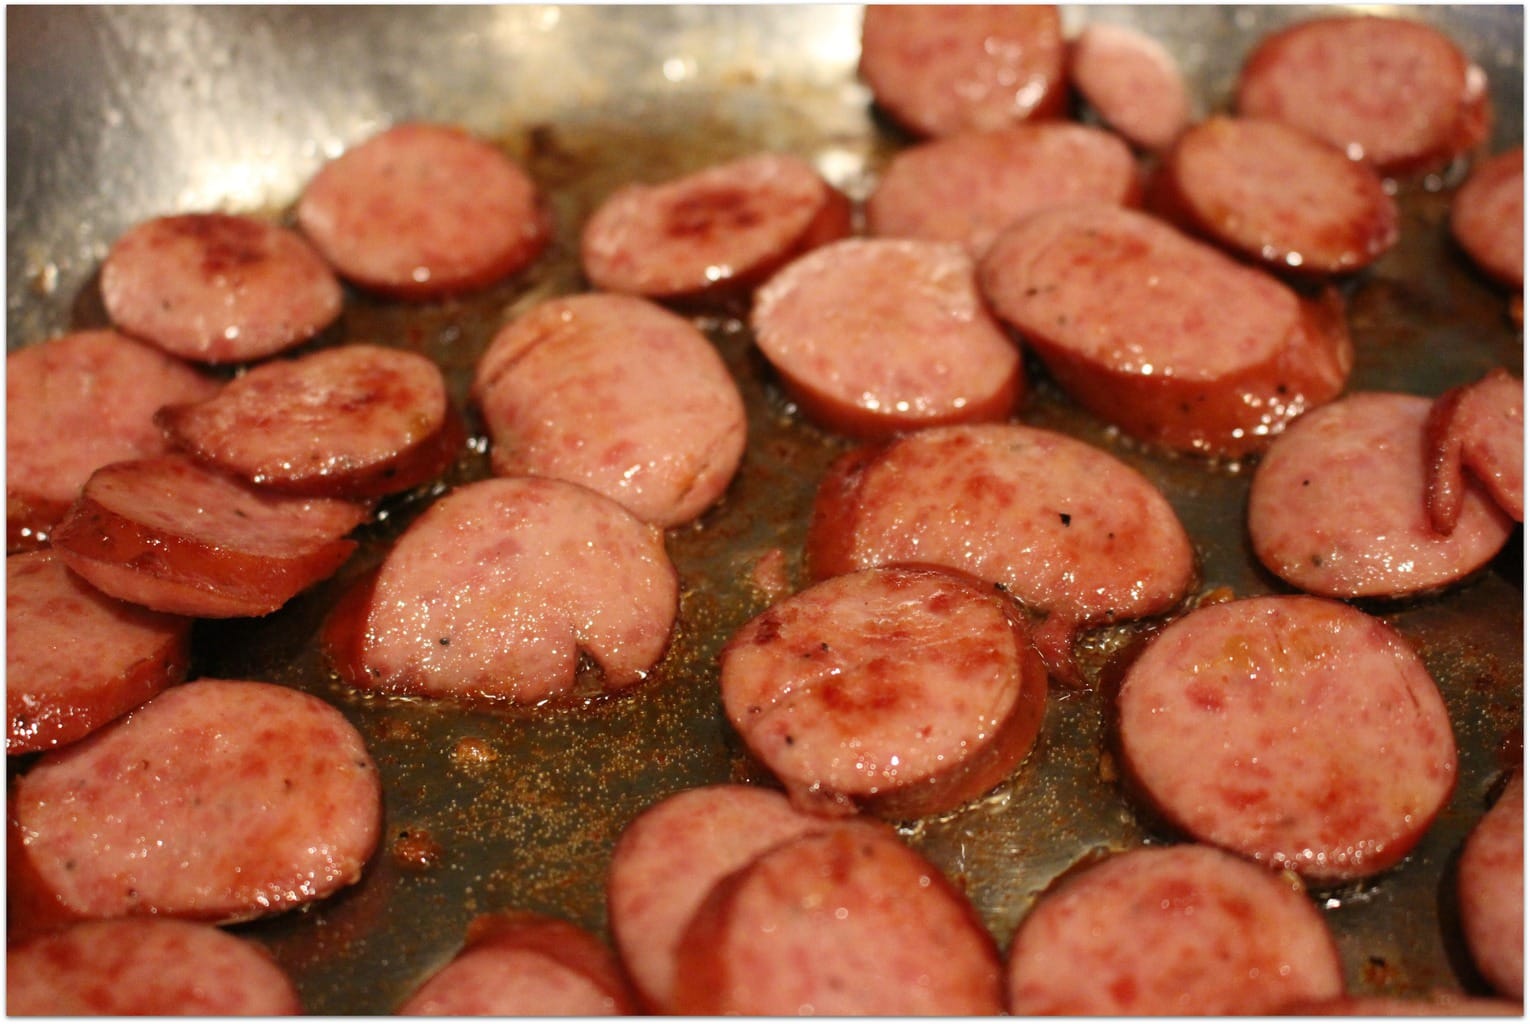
(1426, 368, 1525, 533)
(1451, 147, 1524, 289)
(1068, 22, 1191, 152)
(1458, 772, 1524, 1001)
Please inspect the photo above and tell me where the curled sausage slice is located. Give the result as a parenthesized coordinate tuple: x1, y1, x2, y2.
(719, 565, 1047, 818)
(1116, 595, 1457, 884)
(1068, 22, 1191, 152)
(1426, 368, 1525, 533)
(1452, 147, 1525, 289)
(324, 476, 677, 705)
(13, 678, 382, 923)
(1458, 773, 1524, 1001)
(1006, 844, 1344, 1014)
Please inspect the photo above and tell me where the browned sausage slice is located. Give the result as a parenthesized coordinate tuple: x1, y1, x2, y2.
(581, 152, 851, 301)
(807, 423, 1196, 685)
(752, 238, 1023, 439)
(1236, 14, 1490, 177)
(51, 454, 368, 618)
(1006, 844, 1344, 1014)
(1452, 147, 1525, 289)
(719, 565, 1047, 818)
(473, 293, 747, 527)
(1152, 116, 1399, 275)
(7, 549, 190, 755)
(671, 820, 1004, 1015)
(980, 202, 1353, 457)
(158, 343, 458, 499)
(1249, 392, 1514, 598)
(100, 212, 343, 364)
(396, 911, 637, 1015)
(13, 678, 382, 923)
(6, 330, 219, 552)
(297, 122, 552, 300)
(1116, 595, 1457, 884)
(1068, 22, 1192, 152)
(1458, 772, 1524, 1001)
(1426, 368, 1525, 533)
(6, 917, 302, 1015)
(858, 5, 1066, 138)
(324, 476, 677, 705)
(865, 123, 1139, 257)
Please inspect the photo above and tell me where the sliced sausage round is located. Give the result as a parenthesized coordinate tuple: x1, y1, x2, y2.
(1426, 368, 1525, 533)
(1452, 146, 1525, 290)
(1236, 14, 1490, 177)
(1152, 116, 1400, 275)
(980, 202, 1353, 457)
(324, 476, 677, 705)
(100, 211, 343, 364)
(580, 151, 851, 301)
(6, 330, 219, 552)
(858, 4, 1067, 138)
(51, 454, 368, 618)
(6, 917, 302, 1015)
(1458, 772, 1524, 1001)
(864, 123, 1139, 257)
(807, 423, 1196, 685)
(296, 122, 552, 300)
(752, 238, 1023, 439)
(7, 549, 190, 755)
(1116, 595, 1458, 884)
(12, 678, 382, 923)
(1249, 392, 1515, 599)
(1005, 843, 1344, 1014)
(671, 819, 1004, 1015)
(473, 293, 746, 528)
(1068, 22, 1192, 152)
(719, 565, 1048, 818)
(396, 911, 637, 1015)
(158, 342, 458, 499)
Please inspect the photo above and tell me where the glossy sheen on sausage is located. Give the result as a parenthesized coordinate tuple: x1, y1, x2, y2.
(325, 476, 677, 705)
(7, 549, 190, 755)
(865, 123, 1139, 257)
(1458, 773, 1524, 1001)
(1116, 595, 1457, 884)
(1068, 22, 1191, 152)
(1152, 116, 1399, 275)
(1426, 368, 1525, 533)
(473, 293, 747, 527)
(100, 211, 342, 363)
(671, 819, 1004, 1015)
(159, 343, 457, 498)
(297, 122, 552, 300)
(858, 4, 1066, 138)
(1452, 147, 1525, 289)
(1236, 14, 1490, 176)
(979, 202, 1353, 457)
(580, 151, 851, 301)
(13, 679, 382, 922)
(6, 329, 219, 552)
(6, 917, 303, 1016)
(807, 423, 1196, 685)
(51, 454, 368, 618)
(719, 565, 1047, 818)
(1005, 844, 1344, 1014)
(1249, 392, 1514, 598)
(752, 238, 1023, 439)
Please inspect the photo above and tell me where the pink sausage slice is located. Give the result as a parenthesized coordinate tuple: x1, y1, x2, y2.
(324, 476, 677, 705)
(473, 293, 747, 527)
(1069, 23, 1192, 152)
(1006, 844, 1344, 1014)
(1452, 147, 1524, 289)
(1426, 368, 1525, 533)
(6, 917, 302, 1015)
(752, 238, 1023, 439)
(671, 819, 1004, 1015)
(1236, 14, 1490, 177)
(1152, 116, 1400, 275)
(397, 912, 637, 1015)
(7, 549, 190, 755)
(807, 423, 1196, 685)
(1116, 595, 1458, 884)
(51, 454, 368, 618)
(980, 202, 1353, 457)
(581, 151, 851, 301)
(1458, 773, 1524, 1001)
(858, 5, 1067, 138)
(865, 123, 1139, 257)
(719, 565, 1048, 818)
(100, 212, 342, 364)
(297, 122, 552, 300)
(13, 678, 382, 923)
(159, 343, 459, 499)
(1249, 392, 1514, 598)
(6, 330, 219, 552)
